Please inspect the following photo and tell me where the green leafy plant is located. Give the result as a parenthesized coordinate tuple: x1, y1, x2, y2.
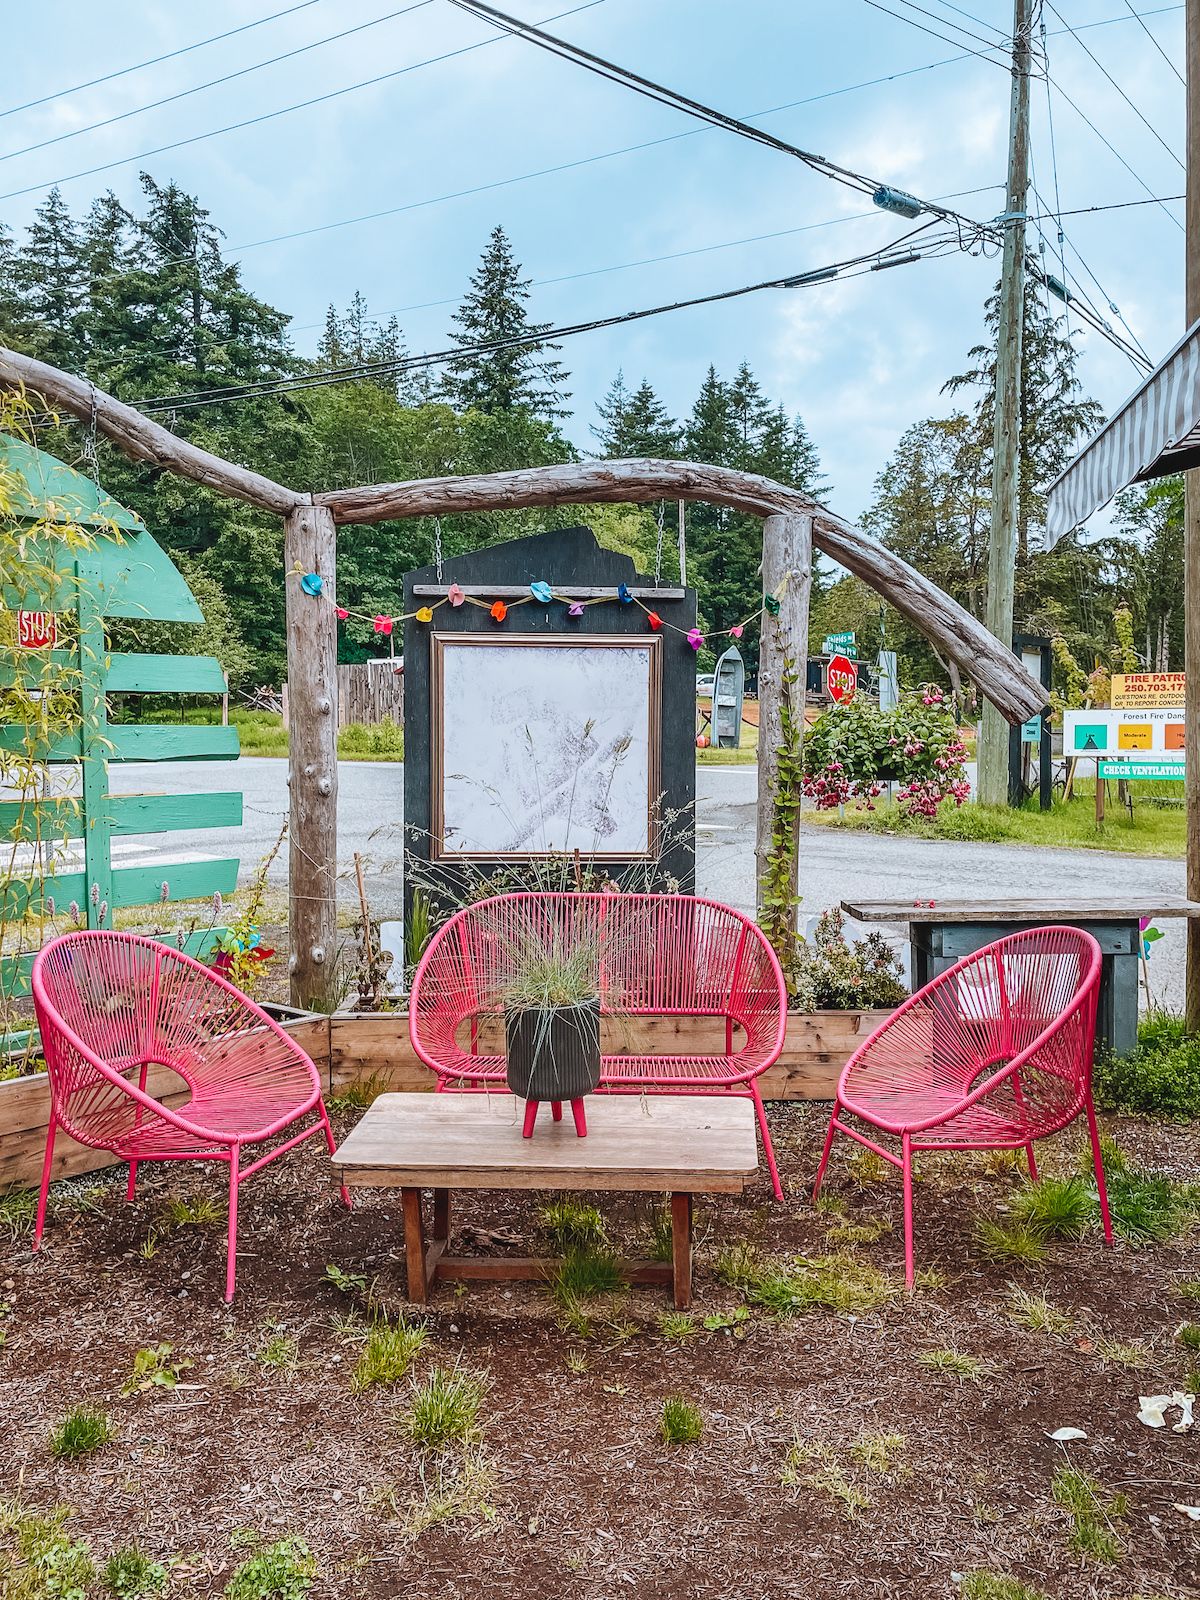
(406, 1367, 486, 1450)
(49, 1405, 114, 1458)
(792, 907, 907, 1013)
(351, 1319, 427, 1394)
(255, 1330, 299, 1374)
(224, 1536, 316, 1600)
(758, 654, 806, 978)
(0, 1501, 95, 1600)
(323, 1263, 368, 1296)
(1010, 1176, 1092, 1241)
(1093, 1011, 1200, 1119)
(801, 687, 969, 819)
(104, 1545, 168, 1598)
(404, 887, 433, 980)
(122, 1343, 192, 1395)
(210, 821, 286, 997)
(659, 1396, 703, 1444)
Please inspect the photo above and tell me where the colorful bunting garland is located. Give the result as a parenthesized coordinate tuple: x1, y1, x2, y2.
(292, 561, 787, 651)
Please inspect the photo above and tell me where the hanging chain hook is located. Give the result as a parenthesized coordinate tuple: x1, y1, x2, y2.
(654, 500, 665, 587)
(83, 382, 100, 486)
(434, 515, 444, 582)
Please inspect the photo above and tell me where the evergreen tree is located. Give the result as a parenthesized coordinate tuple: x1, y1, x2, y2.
(318, 290, 411, 399)
(593, 370, 679, 457)
(13, 188, 85, 369)
(443, 225, 569, 419)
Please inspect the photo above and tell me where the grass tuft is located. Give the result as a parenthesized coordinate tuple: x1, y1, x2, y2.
(1092, 1336, 1154, 1369)
(959, 1577, 1050, 1600)
(406, 1367, 486, 1450)
(394, 1450, 498, 1541)
(104, 1545, 167, 1598)
(781, 1437, 868, 1516)
(1010, 1176, 1092, 1241)
(659, 1396, 703, 1445)
(351, 1318, 427, 1394)
(1004, 1285, 1073, 1336)
(974, 1217, 1047, 1266)
(1176, 1321, 1200, 1352)
(825, 1217, 892, 1246)
(224, 1536, 316, 1600)
(547, 1247, 625, 1308)
(48, 1405, 114, 1458)
(723, 1249, 895, 1317)
(0, 1190, 38, 1240)
(658, 1313, 698, 1341)
(540, 1198, 606, 1253)
(160, 1193, 222, 1229)
(255, 1329, 299, 1374)
(1051, 1465, 1126, 1563)
(847, 1432, 906, 1475)
(915, 1346, 989, 1382)
(644, 1204, 675, 1262)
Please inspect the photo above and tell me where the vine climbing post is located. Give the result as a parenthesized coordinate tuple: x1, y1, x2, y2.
(285, 502, 339, 1011)
(755, 511, 812, 964)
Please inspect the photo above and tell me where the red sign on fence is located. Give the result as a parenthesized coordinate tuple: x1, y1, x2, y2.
(17, 611, 56, 649)
(826, 653, 858, 704)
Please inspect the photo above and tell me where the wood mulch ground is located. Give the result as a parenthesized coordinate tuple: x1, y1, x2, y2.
(3, 1102, 1199, 1600)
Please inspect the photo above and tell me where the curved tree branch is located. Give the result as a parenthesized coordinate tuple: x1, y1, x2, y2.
(0, 346, 300, 518)
(320, 461, 1046, 723)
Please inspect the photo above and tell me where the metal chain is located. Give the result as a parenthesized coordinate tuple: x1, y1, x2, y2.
(653, 501, 665, 586)
(434, 515, 444, 581)
(82, 382, 100, 485)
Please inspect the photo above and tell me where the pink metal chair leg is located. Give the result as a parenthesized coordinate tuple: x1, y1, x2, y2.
(319, 1105, 352, 1208)
(901, 1134, 915, 1290)
(1025, 1143, 1039, 1182)
(813, 1107, 839, 1199)
(570, 1098, 587, 1137)
(1084, 1093, 1113, 1245)
(551, 1101, 563, 1122)
(225, 1149, 240, 1304)
(126, 1161, 139, 1203)
(33, 1117, 57, 1251)
(522, 1100, 539, 1138)
(750, 1081, 784, 1201)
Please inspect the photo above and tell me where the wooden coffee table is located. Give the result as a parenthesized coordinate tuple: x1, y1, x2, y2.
(331, 1092, 759, 1309)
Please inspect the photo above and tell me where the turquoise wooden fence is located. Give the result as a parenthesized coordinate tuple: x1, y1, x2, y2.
(0, 436, 242, 1001)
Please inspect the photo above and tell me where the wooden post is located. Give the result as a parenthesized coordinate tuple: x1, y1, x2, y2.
(1186, 0, 1200, 1030)
(284, 503, 339, 1010)
(756, 512, 813, 922)
(978, 0, 1033, 807)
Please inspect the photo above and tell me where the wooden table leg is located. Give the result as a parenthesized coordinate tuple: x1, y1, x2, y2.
(402, 1187, 428, 1303)
(670, 1192, 693, 1310)
(432, 1187, 450, 1244)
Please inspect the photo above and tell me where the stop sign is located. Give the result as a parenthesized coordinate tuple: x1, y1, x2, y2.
(826, 653, 858, 704)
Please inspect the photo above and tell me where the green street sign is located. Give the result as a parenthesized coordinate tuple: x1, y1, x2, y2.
(1097, 759, 1184, 781)
(822, 635, 857, 659)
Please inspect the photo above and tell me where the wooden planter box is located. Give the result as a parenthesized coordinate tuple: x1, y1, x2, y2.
(0, 1008, 890, 1194)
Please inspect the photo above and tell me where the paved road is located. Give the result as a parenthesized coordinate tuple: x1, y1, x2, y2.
(107, 758, 1187, 1010)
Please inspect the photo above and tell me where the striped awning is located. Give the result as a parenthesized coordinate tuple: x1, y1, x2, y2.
(1043, 316, 1200, 549)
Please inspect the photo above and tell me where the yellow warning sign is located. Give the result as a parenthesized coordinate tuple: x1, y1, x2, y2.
(1110, 672, 1185, 709)
(1118, 722, 1153, 750)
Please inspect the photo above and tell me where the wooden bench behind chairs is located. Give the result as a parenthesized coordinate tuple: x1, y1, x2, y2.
(408, 892, 789, 1199)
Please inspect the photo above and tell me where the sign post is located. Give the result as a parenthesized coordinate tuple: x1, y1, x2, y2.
(826, 653, 858, 704)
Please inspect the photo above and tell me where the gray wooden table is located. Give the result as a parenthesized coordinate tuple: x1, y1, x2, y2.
(841, 898, 1200, 1058)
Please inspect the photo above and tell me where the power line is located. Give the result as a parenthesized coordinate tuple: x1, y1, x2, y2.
(857, 0, 1012, 59)
(0, 3, 435, 166)
(0, 0, 327, 122)
(1122, 0, 1185, 84)
(1042, 0, 1183, 171)
(0, 0, 607, 204)
(441, 0, 999, 241)
(1045, 69, 1185, 228)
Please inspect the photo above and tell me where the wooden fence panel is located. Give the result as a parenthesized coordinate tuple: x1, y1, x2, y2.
(335, 662, 404, 729)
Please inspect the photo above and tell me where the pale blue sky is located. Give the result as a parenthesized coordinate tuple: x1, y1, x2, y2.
(2, 1, 1187, 520)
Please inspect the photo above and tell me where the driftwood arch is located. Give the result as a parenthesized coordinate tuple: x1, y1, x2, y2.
(0, 347, 1044, 1007)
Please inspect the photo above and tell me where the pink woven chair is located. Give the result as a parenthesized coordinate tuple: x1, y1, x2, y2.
(409, 892, 788, 1197)
(812, 926, 1112, 1287)
(31, 930, 349, 1301)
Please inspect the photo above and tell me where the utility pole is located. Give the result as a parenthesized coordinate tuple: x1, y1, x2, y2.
(978, 0, 1034, 807)
(1185, 0, 1200, 1029)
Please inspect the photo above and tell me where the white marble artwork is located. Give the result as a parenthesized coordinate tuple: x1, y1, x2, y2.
(439, 641, 654, 855)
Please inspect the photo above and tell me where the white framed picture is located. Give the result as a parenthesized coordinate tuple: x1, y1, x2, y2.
(430, 633, 662, 859)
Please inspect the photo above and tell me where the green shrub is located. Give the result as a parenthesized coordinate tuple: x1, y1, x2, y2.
(1093, 1012, 1200, 1119)
(224, 1537, 316, 1600)
(49, 1405, 113, 1458)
